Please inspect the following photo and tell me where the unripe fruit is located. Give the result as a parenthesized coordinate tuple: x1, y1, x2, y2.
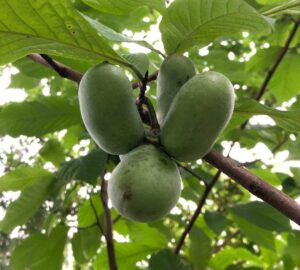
(160, 71, 235, 162)
(157, 54, 196, 125)
(79, 63, 144, 154)
(108, 144, 181, 222)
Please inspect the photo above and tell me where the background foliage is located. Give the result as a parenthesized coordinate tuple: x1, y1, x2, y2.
(0, 0, 300, 269)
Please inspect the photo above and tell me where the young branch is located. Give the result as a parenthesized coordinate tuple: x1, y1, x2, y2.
(174, 170, 221, 254)
(28, 54, 83, 83)
(204, 150, 300, 225)
(176, 162, 208, 187)
(213, 230, 240, 253)
(255, 17, 300, 101)
(89, 197, 105, 235)
(100, 176, 117, 270)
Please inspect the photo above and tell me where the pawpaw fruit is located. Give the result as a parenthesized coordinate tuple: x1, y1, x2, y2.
(160, 71, 235, 162)
(79, 63, 144, 154)
(157, 54, 196, 124)
(108, 144, 181, 222)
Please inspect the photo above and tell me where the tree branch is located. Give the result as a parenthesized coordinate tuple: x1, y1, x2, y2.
(174, 170, 221, 254)
(89, 197, 105, 236)
(255, 17, 300, 101)
(176, 162, 208, 187)
(204, 150, 300, 225)
(239, 17, 300, 130)
(100, 176, 117, 270)
(28, 54, 83, 83)
(213, 230, 240, 253)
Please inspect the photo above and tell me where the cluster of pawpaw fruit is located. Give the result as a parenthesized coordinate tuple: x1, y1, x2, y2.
(78, 54, 235, 222)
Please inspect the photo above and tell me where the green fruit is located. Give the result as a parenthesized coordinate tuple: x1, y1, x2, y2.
(160, 71, 235, 162)
(157, 54, 196, 124)
(108, 144, 181, 222)
(79, 63, 144, 154)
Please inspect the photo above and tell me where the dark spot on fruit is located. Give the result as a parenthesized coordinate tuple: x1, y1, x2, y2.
(159, 157, 168, 166)
(124, 170, 130, 175)
(123, 190, 132, 200)
(72, 31, 76, 34)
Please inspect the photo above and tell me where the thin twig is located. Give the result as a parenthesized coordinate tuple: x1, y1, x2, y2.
(240, 16, 300, 130)
(89, 197, 105, 236)
(204, 150, 300, 225)
(213, 230, 240, 253)
(174, 170, 221, 254)
(176, 162, 208, 187)
(28, 54, 83, 83)
(100, 176, 117, 270)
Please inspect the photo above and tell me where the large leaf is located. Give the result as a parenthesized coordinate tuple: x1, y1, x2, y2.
(231, 213, 275, 250)
(77, 195, 103, 228)
(262, 0, 300, 16)
(39, 139, 65, 166)
(230, 202, 291, 232)
(149, 249, 193, 270)
(0, 0, 126, 66)
(0, 96, 81, 137)
(10, 225, 68, 270)
(209, 247, 262, 270)
(94, 242, 158, 270)
(159, 0, 272, 54)
(72, 226, 101, 264)
(0, 176, 55, 233)
(235, 99, 300, 132)
(189, 227, 212, 270)
(285, 231, 300, 267)
(0, 167, 52, 192)
(82, 0, 165, 15)
(204, 211, 230, 235)
(58, 149, 108, 185)
(127, 222, 168, 249)
(80, 13, 162, 56)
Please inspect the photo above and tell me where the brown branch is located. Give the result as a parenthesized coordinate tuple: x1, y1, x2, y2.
(89, 198, 105, 236)
(28, 54, 83, 83)
(213, 230, 240, 253)
(204, 150, 300, 225)
(132, 70, 158, 89)
(100, 177, 117, 270)
(239, 17, 300, 130)
(176, 162, 208, 187)
(255, 17, 300, 101)
(174, 170, 221, 254)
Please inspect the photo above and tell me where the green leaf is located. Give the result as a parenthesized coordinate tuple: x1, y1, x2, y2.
(0, 176, 55, 233)
(94, 242, 158, 270)
(72, 226, 101, 264)
(82, 0, 165, 15)
(231, 214, 275, 250)
(204, 211, 230, 235)
(159, 0, 272, 54)
(262, 0, 300, 16)
(230, 202, 291, 232)
(189, 227, 212, 270)
(0, 0, 126, 66)
(0, 96, 81, 137)
(235, 99, 300, 132)
(80, 13, 162, 55)
(10, 225, 68, 270)
(149, 249, 193, 270)
(122, 53, 149, 76)
(39, 139, 65, 166)
(77, 195, 103, 228)
(58, 149, 107, 185)
(0, 167, 53, 192)
(248, 169, 281, 186)
(269, 53, 300, 102)
(285, 231, 300, 267)
(127, 222, 168, 249)
(209, 247, 262, 270)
